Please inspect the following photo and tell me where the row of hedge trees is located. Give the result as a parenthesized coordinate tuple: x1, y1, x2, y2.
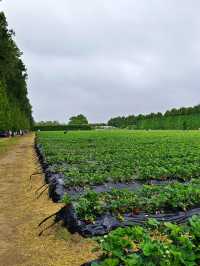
(0, 12, 33, 132)
(108, 105, 200, 130)
(33, 124, 92, 131)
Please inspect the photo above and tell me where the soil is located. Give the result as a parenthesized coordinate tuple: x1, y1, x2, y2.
(0, 134, 96, 266)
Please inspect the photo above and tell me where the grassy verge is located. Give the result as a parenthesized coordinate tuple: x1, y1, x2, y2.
(0, 137, 19, 155)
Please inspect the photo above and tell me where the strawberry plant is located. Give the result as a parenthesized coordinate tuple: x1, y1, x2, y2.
(91, 216, 200, 266)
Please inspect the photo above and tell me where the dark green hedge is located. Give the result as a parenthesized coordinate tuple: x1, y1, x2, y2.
(33, 124, 92, 131)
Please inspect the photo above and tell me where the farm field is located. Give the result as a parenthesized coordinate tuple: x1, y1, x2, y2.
(37, 130, 200, 221)
(36, 130, 200, 265)
(37, 130, 200, 185)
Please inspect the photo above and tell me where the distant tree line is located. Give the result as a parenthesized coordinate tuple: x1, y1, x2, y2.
(108, 105, 200, 130)
(34, 114, 92, 131)
(33, 124, 92, 131)
(0, 12, 33, 131)
(35, 121, 60, 126)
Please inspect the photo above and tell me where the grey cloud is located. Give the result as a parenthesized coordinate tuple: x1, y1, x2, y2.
(1, 0, 200, 122)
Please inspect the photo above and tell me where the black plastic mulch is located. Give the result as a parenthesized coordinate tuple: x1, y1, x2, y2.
(35, 142, 200, 237)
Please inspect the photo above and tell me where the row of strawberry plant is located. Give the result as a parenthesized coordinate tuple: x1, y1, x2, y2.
(89, 216, 200, 266)
(63, 179, 200, 222)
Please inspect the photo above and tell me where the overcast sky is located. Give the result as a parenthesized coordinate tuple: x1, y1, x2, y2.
(1, 1, 200, 123)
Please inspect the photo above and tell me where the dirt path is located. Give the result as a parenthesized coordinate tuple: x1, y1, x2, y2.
(0, 134, 96, 266)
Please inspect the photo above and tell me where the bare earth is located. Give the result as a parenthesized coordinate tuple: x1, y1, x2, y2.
(0, 134, 96, 266)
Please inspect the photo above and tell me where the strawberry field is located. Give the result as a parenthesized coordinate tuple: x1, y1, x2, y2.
(37, 130, 200, 185)
(36, 130, 200, 265)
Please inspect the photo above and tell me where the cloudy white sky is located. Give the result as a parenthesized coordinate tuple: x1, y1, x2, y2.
(1, 0, 200, 123)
